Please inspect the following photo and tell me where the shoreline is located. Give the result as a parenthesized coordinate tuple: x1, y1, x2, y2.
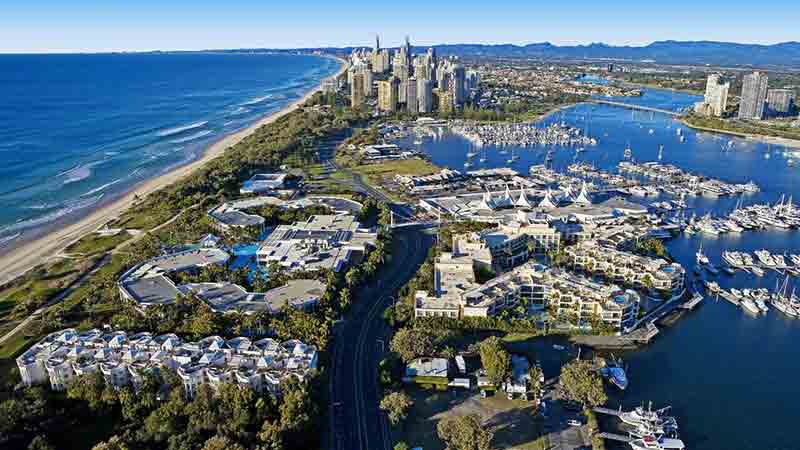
(0, 55, 348, 286)
(681, 119, 800, 149)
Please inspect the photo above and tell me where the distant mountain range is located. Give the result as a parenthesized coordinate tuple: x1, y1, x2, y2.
(293, 40, 800, 69)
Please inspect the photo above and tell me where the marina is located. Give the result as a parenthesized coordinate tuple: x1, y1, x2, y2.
(406, 85, 800, 450)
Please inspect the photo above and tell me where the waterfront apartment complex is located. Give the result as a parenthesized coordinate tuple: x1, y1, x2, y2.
(694, 74, 729, 117)
(563, 240, 686, 297)
(766, 88, 796, 117)
(738, 71, 769, 120)
(414, 260, 643, 332)
(17, 329, 318, 398)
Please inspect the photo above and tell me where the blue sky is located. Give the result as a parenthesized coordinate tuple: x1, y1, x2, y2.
(2, 0, 797, 53)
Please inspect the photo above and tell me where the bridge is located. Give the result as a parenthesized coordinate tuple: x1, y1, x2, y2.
(588, 98, 685, 117)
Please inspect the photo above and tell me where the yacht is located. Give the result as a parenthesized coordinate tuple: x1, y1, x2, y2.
(751, 266, 765, 277)
(629, 436, 686, 450)
(624, 145, 632, 159)
(705, 281, 721, 293)
(755, 250, 777, 268)
(741, 297, 761, 315)
(696, 243, 709, 265)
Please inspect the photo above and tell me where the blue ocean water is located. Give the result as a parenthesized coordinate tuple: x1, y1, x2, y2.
(0, 52, 340, 247)
(403, 88, 800, 450)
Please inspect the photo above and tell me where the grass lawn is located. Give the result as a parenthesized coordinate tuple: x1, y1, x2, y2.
(394, 387, 545, 450)
(0, 258, 87, 322)
(353, 159, 439, 180)
(64, 231, 132, 256)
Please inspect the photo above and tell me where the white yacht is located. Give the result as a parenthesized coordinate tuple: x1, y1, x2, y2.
(629, 436, 686, 450)
(741, 297, 761, 315)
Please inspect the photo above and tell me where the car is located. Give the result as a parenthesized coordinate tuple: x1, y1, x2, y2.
(567, 419, 582, 427)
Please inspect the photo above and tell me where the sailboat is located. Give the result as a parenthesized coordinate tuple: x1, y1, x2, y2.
(658, 144, 664, 161)
(624, 142, 633, 159)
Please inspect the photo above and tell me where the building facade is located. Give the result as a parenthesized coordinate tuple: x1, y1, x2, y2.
(766, 88, 796, 117)
(738, 71, 769, 120)
(17, 329, 318, 398)
(378, 77, 400, 113)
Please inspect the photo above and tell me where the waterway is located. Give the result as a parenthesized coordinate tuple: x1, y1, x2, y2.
(408, 88, 800, 450)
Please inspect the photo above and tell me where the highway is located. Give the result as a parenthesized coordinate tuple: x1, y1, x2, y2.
(327, 228, 434, 450)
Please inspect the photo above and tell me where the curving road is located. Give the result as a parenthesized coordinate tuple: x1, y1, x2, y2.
(327, 228, 433, 450)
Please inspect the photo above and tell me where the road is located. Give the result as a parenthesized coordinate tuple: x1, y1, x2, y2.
(328, 228, 434, 450)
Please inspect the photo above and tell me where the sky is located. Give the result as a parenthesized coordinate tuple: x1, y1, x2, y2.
(2, 0, 798, 53)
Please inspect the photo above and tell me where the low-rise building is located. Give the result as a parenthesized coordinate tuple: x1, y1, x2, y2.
(257, 215, 377, 272)
(207, 203, 265, 234)
(240, 173, 288, 195)
(415, 261, 644, 333)
(563, 240, 685, 297)
(17, 329, 318, 397)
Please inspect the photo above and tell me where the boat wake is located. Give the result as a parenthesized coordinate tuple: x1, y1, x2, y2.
(169, 130, 213, 144)
(156, 121, 208, 137)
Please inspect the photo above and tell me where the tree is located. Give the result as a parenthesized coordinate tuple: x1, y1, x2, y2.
(390, 328, 436, 362)
(394, 442, 411, 450)
(27, 435, 55, 450)
(201, 435, 246, 450)
(479, 336, 511, 386)
(436, 414, 494, 450)
(559, 359, 608, 408)
(67, 371, 111, 412)
(339, 287, 352, 311)
(380, 391, 413, 426)
(528, 365, 544, 400)
(91, 436, 130, 450)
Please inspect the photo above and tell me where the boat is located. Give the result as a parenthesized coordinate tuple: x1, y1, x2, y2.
(629, 436, 685, 450)
(624, 144, 632, 159)
(741, 297, 761, 315)
(696, 243, 709, 265)
(751, 266, 765, 277)
(705, 281, 721, 293)
(552, 344, 566, 351)
(600, 357, 629, 390)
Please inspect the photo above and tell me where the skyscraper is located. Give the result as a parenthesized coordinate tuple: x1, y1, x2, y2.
(766, 89, 796, 117)
(351, 72, 365, 108)
(450, 65, 466, 107)
(417, 78, 433, 114)
(378, 77, 400, 113)
(738, 71, 769, 120)
(406, 77, 418, 113)
(694, 74, 729, 117)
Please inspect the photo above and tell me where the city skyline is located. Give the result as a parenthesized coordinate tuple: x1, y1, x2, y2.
(2, 0, 799, 53)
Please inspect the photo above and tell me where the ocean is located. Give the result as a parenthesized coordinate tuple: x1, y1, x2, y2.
(400, 87, 800, 449)
(0, 52, 341, 248)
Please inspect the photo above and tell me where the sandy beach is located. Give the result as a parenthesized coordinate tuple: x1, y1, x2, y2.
(0, 55, 347, 286)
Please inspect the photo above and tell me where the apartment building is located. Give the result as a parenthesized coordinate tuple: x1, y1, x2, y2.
(17, 329, 317, 397)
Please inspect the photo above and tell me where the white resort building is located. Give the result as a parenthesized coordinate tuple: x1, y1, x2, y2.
(17, 329, 318, 397)
(257, 214, 377, 272)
